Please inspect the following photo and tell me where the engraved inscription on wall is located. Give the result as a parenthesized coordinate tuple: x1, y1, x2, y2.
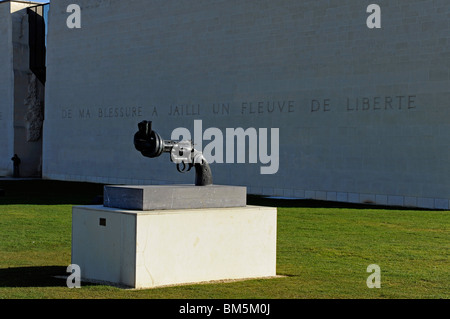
(62, 106, 144, 119)
(59, 95, 417, 121)
(311, 95, 416, 112)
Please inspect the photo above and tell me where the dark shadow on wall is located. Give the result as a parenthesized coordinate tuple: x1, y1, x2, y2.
(28, 4, 47, 85)
(0, 179, 442, 210)
(247, 195, 440, 211)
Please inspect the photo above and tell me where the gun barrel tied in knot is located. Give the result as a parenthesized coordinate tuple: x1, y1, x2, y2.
(134, 121, 213, 186)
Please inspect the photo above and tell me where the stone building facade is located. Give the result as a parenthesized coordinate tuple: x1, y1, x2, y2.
(4, 0, 448, 209)
(0, 0, 46, 177)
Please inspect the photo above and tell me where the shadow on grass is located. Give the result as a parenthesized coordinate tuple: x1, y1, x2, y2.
(0, 266, 71, 288)
(0, 266, 105, 288)
(0, 179, 104, 205)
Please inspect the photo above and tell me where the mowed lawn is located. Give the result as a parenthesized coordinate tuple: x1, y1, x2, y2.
(0, 180, 448, 299)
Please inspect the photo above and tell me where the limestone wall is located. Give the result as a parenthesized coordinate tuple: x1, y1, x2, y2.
(11, 1, 45, 177)
(0, 1, 45, 177)
(0, 2, 14, 176)
(43, 0, 449, 209)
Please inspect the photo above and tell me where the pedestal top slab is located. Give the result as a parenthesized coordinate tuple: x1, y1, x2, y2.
(103, 184, 247, 211)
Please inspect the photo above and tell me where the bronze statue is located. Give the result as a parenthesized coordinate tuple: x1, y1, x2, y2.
(134, 121, 213, 186)
(11, 154, 21, 178)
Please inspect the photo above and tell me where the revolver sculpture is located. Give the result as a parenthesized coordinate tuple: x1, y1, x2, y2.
(134, 121, 213, 186)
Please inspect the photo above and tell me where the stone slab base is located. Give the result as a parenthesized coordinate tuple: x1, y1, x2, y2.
(103, 185, 247, 210)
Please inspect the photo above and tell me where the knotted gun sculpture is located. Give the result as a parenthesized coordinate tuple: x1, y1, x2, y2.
(134, 121, 213, 186)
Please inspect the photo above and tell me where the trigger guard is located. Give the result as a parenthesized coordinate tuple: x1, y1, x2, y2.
(176, 162, 193, 173)
(176, 162, 186, 173)
(177, 162, 192, 174)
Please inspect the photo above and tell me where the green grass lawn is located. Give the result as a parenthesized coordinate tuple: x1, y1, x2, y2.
(0, 180, 448, 299)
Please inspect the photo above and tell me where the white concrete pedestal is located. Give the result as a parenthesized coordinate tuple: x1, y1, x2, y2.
(71, 205, 277, 289)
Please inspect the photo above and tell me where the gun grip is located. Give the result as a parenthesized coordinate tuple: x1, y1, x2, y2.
(194, 159, 213, 186)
